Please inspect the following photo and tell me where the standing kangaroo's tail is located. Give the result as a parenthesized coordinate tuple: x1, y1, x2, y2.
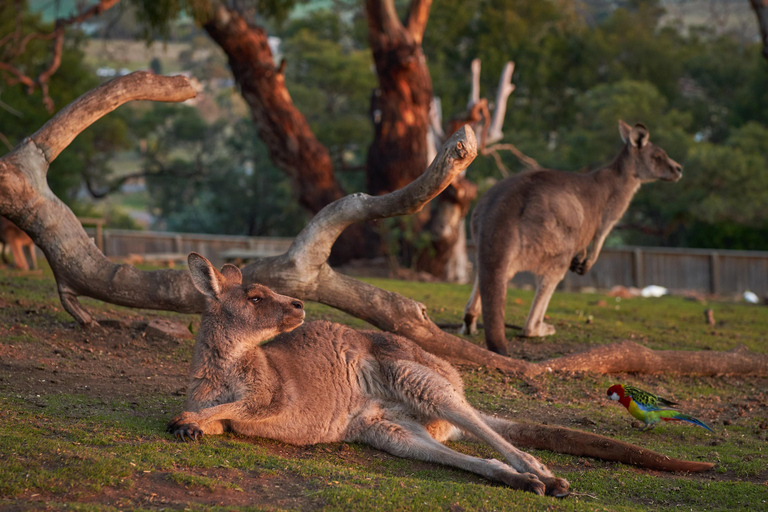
(482, 415, 714, 472)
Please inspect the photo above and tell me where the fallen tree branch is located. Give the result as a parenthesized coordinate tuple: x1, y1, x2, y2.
(0, 72, 203, 326)
(0, 71, 766, 378)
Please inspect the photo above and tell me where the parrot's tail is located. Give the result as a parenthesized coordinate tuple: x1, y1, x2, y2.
(480, 414, 714, 472)
(661, 413, 715, 433)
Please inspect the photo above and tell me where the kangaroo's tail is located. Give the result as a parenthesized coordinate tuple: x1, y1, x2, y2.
(482, 414, 714, 472)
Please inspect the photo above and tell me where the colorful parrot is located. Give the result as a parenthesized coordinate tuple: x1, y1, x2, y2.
(607, 384, 714, 432)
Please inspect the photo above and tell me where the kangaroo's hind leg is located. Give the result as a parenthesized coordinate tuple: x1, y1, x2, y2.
(350, 410, 547, 495)
(460, 275, 482, 335)
(383, 360, 569, 497)
(521, 264, 568, 337)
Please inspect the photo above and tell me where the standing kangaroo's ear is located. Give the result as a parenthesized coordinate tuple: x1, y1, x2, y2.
(220, 264, 243, 285)
(618, 120, 632, 144)
(619, 120, 650, 148)
(188, 252, 227, 299)
(629, 123, 649, 148)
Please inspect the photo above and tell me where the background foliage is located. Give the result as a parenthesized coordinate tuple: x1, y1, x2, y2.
(3, 0, 768, 248)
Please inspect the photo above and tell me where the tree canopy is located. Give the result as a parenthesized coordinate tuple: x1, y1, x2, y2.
(3, 0, 768, 249)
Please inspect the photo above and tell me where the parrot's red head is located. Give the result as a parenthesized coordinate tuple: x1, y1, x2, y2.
(607, 384, 625, 402)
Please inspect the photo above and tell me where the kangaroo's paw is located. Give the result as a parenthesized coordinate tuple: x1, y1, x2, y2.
(541, 476, 570, 498)
(569, 256, 584, 273)
(167, 414, 204, 442)
(459, 322, 476, 336)
(522, 322, 556, 337)
(460, 315, 478, 335)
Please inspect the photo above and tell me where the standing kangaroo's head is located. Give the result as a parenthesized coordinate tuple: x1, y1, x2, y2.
(618, 120, 683, 183)
(187, 252, 305, 344)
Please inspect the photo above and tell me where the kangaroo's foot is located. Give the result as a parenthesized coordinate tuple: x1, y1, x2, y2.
(540, 476, 570, 498)
(521, 322, 556, 337)
(485, 459, 545, 495)
(167, 412, 204, 442)
(460, 315, 478, 335)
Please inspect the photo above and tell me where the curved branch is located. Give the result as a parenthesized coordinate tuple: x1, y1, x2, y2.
(290, 126, 477, 268)
(32, 71, 195, 163)
(0, 72, 200, 326)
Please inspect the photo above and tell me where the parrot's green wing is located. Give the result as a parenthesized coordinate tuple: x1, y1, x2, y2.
(624, 385, 678, 409)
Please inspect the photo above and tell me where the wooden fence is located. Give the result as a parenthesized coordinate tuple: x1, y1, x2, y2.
(509, 246, 768, 297)
(95, 229, 293, 265)
(91, 229, 768, 297)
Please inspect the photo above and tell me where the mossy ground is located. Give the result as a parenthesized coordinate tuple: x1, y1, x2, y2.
(0, 264, 766, 511)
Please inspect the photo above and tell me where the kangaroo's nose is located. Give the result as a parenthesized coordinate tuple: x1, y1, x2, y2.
(291, 300, 304, 310)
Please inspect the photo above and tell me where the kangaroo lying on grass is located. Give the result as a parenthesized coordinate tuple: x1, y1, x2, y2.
(168, 253, 711, 496)
(462, 121, 682, 355)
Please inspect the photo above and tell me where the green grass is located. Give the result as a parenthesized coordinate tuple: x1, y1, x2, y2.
(361, 277, 768, 355)
(1, 269, 767, 511)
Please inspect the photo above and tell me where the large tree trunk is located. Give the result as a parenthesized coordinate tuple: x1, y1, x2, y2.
(365, 0, 433, 197)
(2, 72, 767, 379)
(202, 3, 375, 262)
(751, 0, 768, 60)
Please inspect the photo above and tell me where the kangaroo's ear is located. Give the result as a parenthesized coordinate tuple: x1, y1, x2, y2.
(220, 264, 243, 286)
(618, 120, 632, 143)
(188, 252, 226, 299)
(629, 123, 649, 148)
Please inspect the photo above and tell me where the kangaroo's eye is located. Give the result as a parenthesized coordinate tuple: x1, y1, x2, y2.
(251, 297, 261, 303)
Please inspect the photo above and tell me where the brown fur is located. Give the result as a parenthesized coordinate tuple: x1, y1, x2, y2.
(462, 121, 682, 354)
(0, 216, 37, 271)
(168, 253, 570, 496)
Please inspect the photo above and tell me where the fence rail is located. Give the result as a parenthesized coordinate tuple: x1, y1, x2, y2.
(90, 229, 768, 297)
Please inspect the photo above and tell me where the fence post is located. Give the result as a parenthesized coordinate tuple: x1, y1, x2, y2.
(710, 252, 720, 295)
(633, 248, 644, 288)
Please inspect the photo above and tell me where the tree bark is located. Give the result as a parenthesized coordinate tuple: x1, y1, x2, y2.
(750, 0, 768, 60)
(202, 3, 374, 262)
(0, 72, 205, 326)
(365, 0, 434, 197)
(2, 72, 767, 380)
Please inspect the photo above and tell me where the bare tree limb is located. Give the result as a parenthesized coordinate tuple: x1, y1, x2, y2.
(0, 72, 200, 326)
(469, 58, 481, 106)
(487, 61, 516, 144)
(31, 73, 194, 164)
(482, 143, 539, 171)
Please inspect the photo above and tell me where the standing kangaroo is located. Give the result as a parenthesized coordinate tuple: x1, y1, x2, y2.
(462, 121, 682, 355)
(169, 253, 570, 496)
